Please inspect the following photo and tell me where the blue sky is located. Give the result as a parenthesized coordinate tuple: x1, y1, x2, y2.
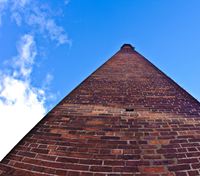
(0, 0, 200, 160)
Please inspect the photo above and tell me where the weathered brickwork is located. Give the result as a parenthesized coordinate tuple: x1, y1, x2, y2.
(0, 44, 200, 176)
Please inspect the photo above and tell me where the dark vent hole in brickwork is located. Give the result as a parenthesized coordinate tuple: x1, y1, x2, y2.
(125, 108, 134, 112)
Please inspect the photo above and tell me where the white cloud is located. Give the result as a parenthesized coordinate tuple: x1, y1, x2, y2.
(0, 0, 70, 161)
(0, 34, 46, 160)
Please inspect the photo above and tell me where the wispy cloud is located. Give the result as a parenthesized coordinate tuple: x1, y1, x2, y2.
(0, 0, 8, 25)
(1, 0, 71, 45)
(13, 34, 36, 77)
(64, 0, 70, 5)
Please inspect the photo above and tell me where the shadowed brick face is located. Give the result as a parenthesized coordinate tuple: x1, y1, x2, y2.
(1, 44, 200, 176)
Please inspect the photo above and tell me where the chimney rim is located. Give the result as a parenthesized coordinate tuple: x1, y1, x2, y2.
(121, 43, 135, 50)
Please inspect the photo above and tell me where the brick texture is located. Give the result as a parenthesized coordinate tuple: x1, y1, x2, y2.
(0, 44, 200, 176)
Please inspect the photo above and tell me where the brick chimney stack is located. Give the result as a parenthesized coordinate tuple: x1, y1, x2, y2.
(1, 44, 200, 176)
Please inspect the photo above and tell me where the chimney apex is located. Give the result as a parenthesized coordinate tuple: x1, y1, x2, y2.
(120, 44, 135, 50)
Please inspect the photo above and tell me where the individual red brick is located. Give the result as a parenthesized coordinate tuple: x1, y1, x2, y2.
(80, 172, 93, 176)
(142, 166, 165, 173)
(168, 164, 190, 171)
(153, 160, 175, 165)
(79, 159, 102, 165)
(104, 160, 125, 166)
(90, 166, 112, 172)
(31, 148, 49, 154)
(56, 156, 79, 163)
(117, 154, 140, 160)
(41, 167, 56, 174)
(100, 136, 120, 140)
(17, 151, 36, 158)
(32, 165, 45, 172)
(186, 152, 200, 157)
(14, 162, 33, 170)
(149, 139, 169, 145)
(178, 158, 199, 164)
(157, 148, 177, 154)
(22, 157, 41, 165)
(143, 154, 162, 159)
(55, 169, 68, 175)
(113, 166, 139, 172)
(94, 173, 106, 176)
(36, 154, 57, 161)
(188, 170, 200, 176)
(86, 120, 104, 125)
(111, 149, 123, 155)
(191, 163, 200, 169)
(126, 160, 150, 166)
(68, 171, 80, 176)
(174, 172, 187, 176)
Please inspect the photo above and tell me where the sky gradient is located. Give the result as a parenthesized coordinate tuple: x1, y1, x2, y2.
(0, 0, 200, 160)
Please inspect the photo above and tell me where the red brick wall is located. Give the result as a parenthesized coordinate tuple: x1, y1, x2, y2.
(1, 44, 200, 176)
(65, 45, 200, 117)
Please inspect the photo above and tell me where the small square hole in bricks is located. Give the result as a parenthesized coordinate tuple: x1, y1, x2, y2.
(125, 108, 134, 112)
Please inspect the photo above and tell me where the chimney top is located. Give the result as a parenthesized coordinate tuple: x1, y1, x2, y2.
(120, 44, 135, 50)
